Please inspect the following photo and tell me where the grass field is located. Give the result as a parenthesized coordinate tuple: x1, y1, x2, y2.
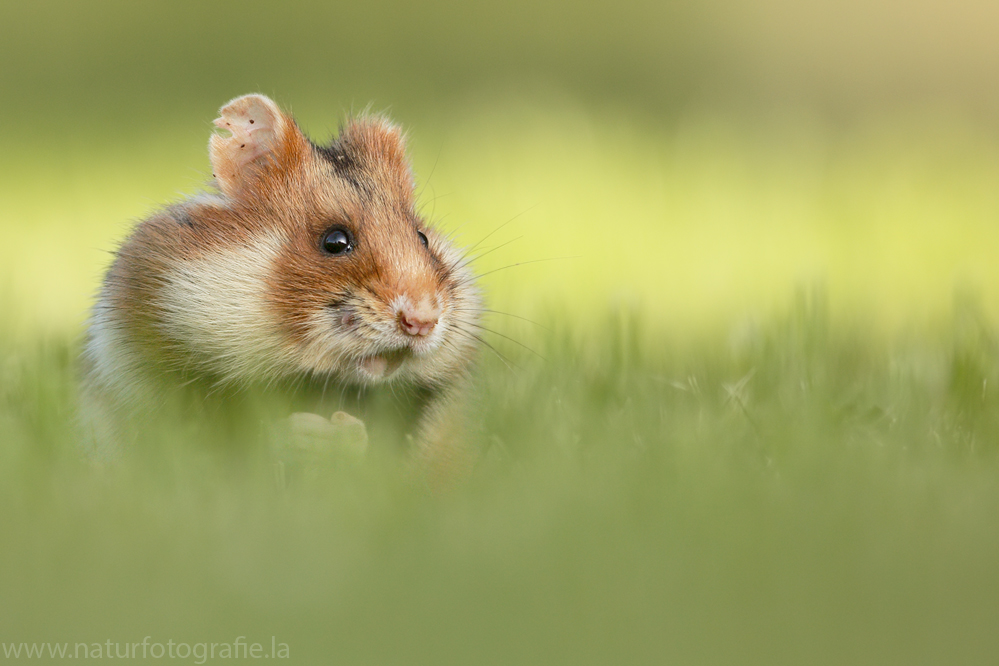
(5, 106, 999, 665)
(4, 1, 999, 662)
(3, 288, 999, 664)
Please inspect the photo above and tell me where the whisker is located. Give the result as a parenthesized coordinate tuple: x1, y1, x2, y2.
(450, 235, 524, 274)
(450, 328, 518, 373)
(453, 308, 551, 331)
(338, 380, 350, 410)
(320, 371, 333, 402)
(416, 139, 445, 202)
(439, 217, 475, 243)
(463, 204, 539, 257)
(456, 255, 581, 285)
(464, 322, 547, 361)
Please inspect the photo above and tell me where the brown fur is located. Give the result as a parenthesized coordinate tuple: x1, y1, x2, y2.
(83, 94, 481, 470)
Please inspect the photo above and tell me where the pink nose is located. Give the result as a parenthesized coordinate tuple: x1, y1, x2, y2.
(398, 306, 439, 337)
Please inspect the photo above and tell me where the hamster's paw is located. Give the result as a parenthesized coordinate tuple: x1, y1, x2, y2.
(277, 410, 368, 464)
(272, 410, 368, 487)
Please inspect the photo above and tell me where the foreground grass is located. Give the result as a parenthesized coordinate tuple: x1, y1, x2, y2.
(2, 298, 999, 665)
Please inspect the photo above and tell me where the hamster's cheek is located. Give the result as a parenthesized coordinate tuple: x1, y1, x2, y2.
(289, 310, 360, 374)
(157, 234, 292, 381)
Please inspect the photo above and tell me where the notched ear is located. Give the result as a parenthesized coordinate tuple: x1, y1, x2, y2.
(208, 94, 301, 198)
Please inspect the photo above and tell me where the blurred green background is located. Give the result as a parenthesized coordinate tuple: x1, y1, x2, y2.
(5, 0, 999, 335)
(5, 2, 999, 665)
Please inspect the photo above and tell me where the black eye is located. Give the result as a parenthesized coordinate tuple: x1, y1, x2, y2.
(322, 228, 353, 255)
(417, 231, 428, 248)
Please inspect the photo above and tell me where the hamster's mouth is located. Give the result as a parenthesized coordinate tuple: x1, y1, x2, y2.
(358, 348, 411, 380)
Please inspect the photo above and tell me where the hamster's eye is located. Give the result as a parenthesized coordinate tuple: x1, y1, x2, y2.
(417, 231, 429, 248)
(322, 228, 353, 255)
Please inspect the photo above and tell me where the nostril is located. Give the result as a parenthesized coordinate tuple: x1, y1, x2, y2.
(399, 310, 439, 337)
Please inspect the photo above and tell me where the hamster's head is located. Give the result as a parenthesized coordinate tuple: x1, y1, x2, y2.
(189, 94, 479, 386)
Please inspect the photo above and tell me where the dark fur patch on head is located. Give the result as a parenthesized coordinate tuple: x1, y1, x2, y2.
(314, 141, 360, 188)
(314, 118, 413, 202)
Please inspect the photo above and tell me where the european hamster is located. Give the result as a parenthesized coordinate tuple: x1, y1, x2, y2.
(80, 94, 481, 473)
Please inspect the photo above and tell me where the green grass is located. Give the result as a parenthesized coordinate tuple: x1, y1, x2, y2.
(6, 2, 999, 662)
(6, 86, 999, 666)
(3, 293, 999, 665)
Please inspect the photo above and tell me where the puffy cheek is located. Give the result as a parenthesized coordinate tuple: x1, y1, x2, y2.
(158, 235, 289, 375)
(305, 309, 353, 355)
(274, 297, 362, 364)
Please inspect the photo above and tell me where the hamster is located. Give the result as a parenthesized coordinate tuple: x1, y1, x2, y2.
(80, 94, 481, 474)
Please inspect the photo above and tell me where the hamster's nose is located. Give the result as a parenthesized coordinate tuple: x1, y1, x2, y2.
(398, 302, 440, 337)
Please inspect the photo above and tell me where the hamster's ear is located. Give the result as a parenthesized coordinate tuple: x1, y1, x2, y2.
(339, 117, 414, 190)
(209, 94, 302, 198)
